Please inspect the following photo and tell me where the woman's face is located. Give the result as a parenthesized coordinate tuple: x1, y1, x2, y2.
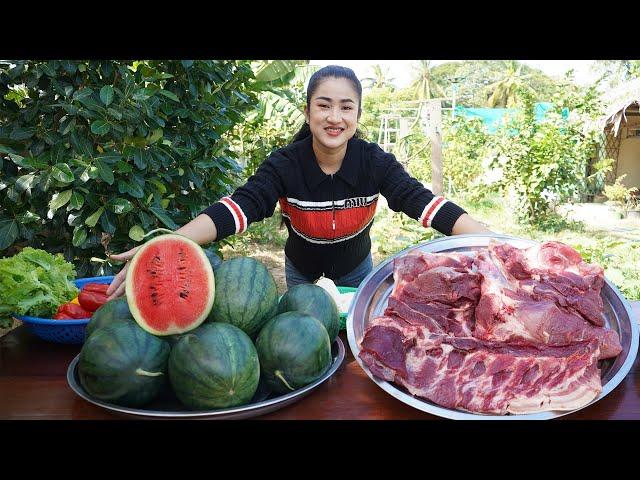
(305, 77, 360, 152)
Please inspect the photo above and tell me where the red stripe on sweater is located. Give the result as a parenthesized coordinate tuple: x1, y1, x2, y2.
(221, 197, 246, 233)
(422, 196, 444, 227)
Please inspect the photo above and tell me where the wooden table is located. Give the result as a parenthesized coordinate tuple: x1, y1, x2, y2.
(1, 302, 638, 420)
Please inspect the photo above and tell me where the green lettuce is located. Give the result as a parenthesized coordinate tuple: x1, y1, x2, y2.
(0, 247, 79, 325)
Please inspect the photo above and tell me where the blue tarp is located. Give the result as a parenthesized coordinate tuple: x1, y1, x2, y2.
(454, 103, 569, 133)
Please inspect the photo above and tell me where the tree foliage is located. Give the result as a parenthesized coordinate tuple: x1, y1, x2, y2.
(0, 60, 259, 276)
(486, 76, 604, 225)
(431, 60, 558, 107)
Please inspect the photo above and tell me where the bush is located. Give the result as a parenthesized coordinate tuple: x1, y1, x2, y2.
(486, 82, 603, 225)
(0, 60, 259, 276)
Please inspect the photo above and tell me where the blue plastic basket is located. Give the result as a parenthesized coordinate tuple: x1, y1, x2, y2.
(13, 276, 115, 345)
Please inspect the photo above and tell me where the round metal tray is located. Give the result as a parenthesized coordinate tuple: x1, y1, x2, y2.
(346, 234, 639, 420)
(67, 337, 345, 419)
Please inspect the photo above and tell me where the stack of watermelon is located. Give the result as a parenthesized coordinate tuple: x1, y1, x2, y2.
(78, 233, 337, 410)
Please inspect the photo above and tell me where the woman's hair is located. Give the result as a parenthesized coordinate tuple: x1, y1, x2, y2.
(291, 65, 364, 143)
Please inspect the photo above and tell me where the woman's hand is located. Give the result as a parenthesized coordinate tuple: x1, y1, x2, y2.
(106, 247, 140, 301)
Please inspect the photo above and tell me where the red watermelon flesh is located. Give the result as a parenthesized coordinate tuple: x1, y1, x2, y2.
(125, 234, 215, 336)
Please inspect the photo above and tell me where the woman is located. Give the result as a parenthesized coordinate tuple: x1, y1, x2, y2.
(106, 65, 491, 300)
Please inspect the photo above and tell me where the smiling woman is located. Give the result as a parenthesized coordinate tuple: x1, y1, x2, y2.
(106, 65, 491, 300)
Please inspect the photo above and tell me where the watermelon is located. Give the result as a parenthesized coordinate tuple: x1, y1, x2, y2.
(255, 311, 332, 394)
(78, 320, 170, 407)
(168, 322, 260, 409)
(203, 247, 223, 271)
(125, 233, 215, 336)
(207, 257, 278, 338)
(278, 284, 340, 342)
(85, 297, 135, 338)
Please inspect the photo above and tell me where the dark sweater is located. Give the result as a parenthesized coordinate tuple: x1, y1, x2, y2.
(202, 135, 467, 280)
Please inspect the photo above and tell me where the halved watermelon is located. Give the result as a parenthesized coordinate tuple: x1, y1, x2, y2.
(125, 233, 215, 336)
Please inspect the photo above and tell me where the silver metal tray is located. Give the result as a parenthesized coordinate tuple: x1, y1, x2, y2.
(346, 234, 639, 420)
(67, 337, 345, 419)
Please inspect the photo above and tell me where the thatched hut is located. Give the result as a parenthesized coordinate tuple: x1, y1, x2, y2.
(596, 79, 640, 188)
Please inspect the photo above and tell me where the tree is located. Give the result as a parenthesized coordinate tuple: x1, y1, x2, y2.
(410, 60, 445, 102)
(592, 60, 640, 87)
(431, 60, 558, 107)
(232, 60, 315, 176)
(0, 60, 260, 276)
(485, 60, 534, 107)
(361, 64, 396, 91)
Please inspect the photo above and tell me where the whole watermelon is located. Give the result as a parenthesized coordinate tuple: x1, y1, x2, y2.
(203, 247, 223, 271)
(85, 297, 135, 338)
(207, 257, 279, 337)
(168, 322, 260, 409)
(278, 284, 340, 342)
(78, 320, 170, 407)
(256, 311, 332, 395)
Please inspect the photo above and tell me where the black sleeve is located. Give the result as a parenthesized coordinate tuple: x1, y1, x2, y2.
(200, 152, 287, 241)
(374, 146, 467, 236)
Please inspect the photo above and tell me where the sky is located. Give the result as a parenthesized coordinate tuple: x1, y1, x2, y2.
(309, 60, 600, 88)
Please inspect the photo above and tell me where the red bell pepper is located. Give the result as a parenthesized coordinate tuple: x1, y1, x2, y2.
(54, 302, 92, 319)
(78, 283, 109, 312)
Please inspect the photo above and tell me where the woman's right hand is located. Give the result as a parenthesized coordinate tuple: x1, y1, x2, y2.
(106, 246, 140, 301)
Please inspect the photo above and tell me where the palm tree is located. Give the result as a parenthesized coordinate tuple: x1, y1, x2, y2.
(410, 60, 445, 102)
(485, 60, 534, 107)
(407, 60, 445, 129)
(361, 64, 396, 90)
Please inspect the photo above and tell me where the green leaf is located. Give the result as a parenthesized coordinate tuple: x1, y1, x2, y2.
(107, 107, 123, 120)
(72, 226, 87, 247)
(129, 224, 145, 241)
(110, 198, 133, 214)
(17, 211, 40, 224)
(147, 128, 163, 144)
(254, 60, 301, 83)
(73, 88, 94, 101)
(115, 160, 133, 173)
(181, 60, 194, 69)
(158, 90, 179, 102)
(148, 178, 167, 194)
(95, 158, 114, 185)
(51, 163, 75, 183)
(0, 220, 19, 250)
(0, 144, 18, 155)
(49, 189, 73, 210)
(100, 210, 117, 234)
(85, 207, 104, 227)
(91, 120, 111, 135)
(10, 127, 36, 141)
(133, 149, 148, 169)
(60, 117, 76, 135)
(70, 131, 94, 157)
(15, 174, 37, 193)
(100, 85, 115, 106)
(69, 191, 84, 210)
(148, 206, 178, 229)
